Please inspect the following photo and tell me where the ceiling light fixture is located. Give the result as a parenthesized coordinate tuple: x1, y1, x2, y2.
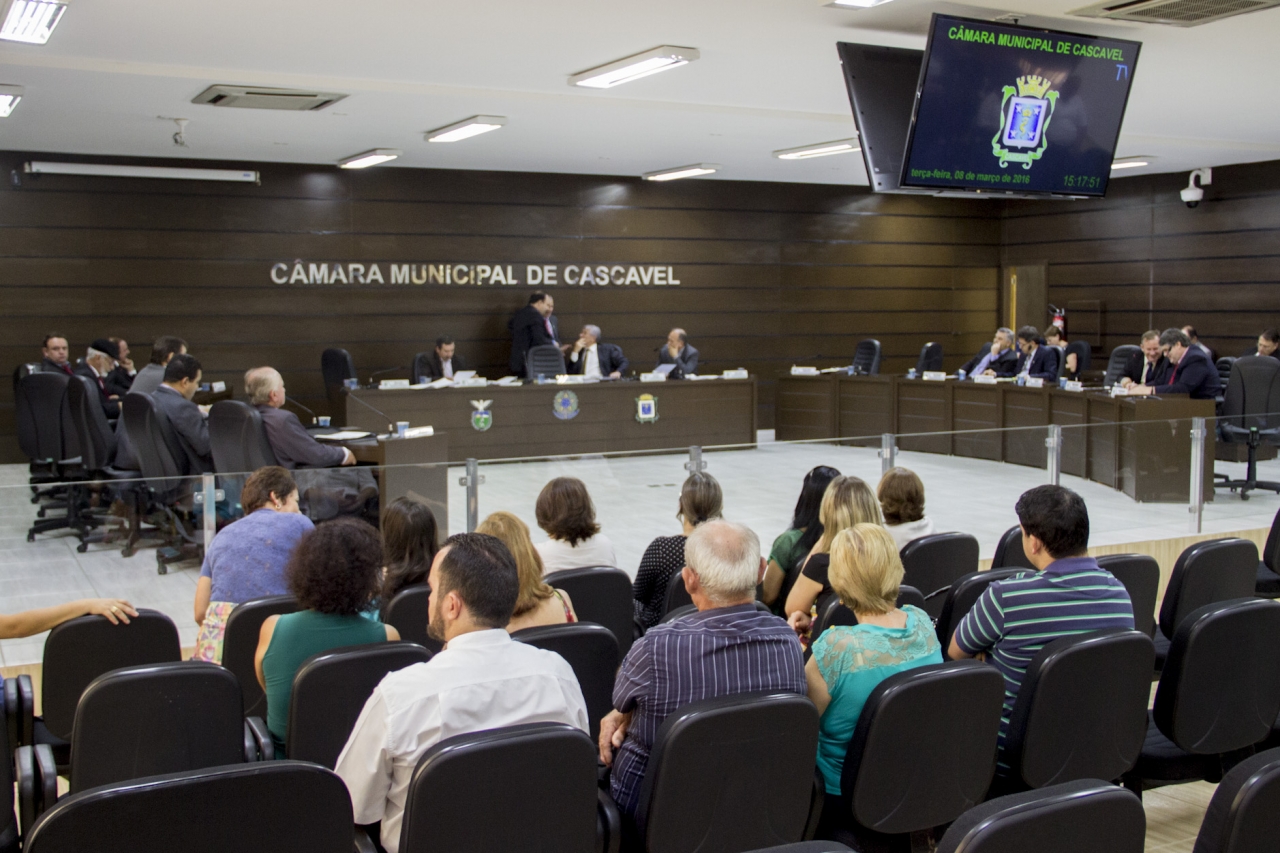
(774, 139, 861, 160)
(828, 0, 897, 9)
(0, 0, 68, 44)
(1111, 156, 1153, 170)
(642, 163, 721, 182)
(23, 161, 260, 183)
(426, 115, 506, 143)
(569, 46, 700, 89)
(0, 84, 23, 117)
(339, 148, 401, 169)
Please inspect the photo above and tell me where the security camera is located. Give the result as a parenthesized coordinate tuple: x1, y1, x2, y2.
(1181, 168, 1211, 208)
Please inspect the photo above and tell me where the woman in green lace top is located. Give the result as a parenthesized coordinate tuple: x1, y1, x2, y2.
(805, 523, 942, 799)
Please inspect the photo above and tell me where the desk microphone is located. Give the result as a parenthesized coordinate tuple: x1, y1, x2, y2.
(366, 366, 402, 387)
(285, 395, 318, 422)
(343, 388, 394, 434)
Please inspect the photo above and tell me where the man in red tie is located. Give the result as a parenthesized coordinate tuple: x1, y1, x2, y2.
(73, 338, 123, 419)
(40, 333, 73, 375)
(1128, 328, 1222, 400)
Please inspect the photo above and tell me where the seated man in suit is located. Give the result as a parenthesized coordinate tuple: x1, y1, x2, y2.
(1128, 328, 1222, 400)
(152, 353, 213, 475)
(1247, 328, 1279, 361)
(245, 366, 355, 468)
(508, 291, 560, 375)
(417, 336, 467, 381)
(104, 337, 136, 397)
(1120, 330, 1170, 388)
(1013, 326, 1060, 381)
(74, 340, 122, 419)
(964, 328, 1018, 378)
(131, 335, 187, 397)
(1181, 325, 1215, 362)
(39, 332, 73, 375)
(567, 324, 628, 379)
(656, 327, 699, 375)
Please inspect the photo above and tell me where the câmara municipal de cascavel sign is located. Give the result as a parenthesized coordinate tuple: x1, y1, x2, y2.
(269, 261, 683, 287)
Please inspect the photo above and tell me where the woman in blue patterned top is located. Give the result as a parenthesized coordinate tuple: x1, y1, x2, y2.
(805, 523, 942, 802)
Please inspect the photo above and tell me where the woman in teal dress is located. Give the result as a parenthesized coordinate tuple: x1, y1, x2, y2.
(805, 523, 942, 823)
(255, 517, 399, 754)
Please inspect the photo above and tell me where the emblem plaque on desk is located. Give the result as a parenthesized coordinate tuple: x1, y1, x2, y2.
(552, 390, 580, 420)
(635, 394, 658, 424)
(470, 399, 493, 432)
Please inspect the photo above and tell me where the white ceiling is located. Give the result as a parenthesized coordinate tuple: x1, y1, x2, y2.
(0, 0, 1277, 185)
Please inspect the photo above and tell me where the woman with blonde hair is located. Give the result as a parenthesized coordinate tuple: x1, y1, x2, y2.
(806, 524, 941, 825)
(784, 474, 883, 636)
(476, 511, 578, 632)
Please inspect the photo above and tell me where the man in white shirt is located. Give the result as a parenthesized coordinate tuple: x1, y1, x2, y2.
(334, 532, 589, 853)
(568, 325, 629, 379)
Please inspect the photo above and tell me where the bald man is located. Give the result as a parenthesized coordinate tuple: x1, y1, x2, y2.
(246, 367, 355, 469)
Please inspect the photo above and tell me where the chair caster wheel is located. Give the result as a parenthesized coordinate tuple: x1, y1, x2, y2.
(157, 564, 167, 575)
(37, 508, 46, 518)
(27, 531, 35, 542)
(1241, 494, 1250, 501)
(76, 543, 88, 553)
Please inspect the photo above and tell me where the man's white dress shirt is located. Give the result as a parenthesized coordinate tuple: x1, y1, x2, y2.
(334, 629, 589, 853)
(441, 357, 453, 379)
(572, 343, 602, 379)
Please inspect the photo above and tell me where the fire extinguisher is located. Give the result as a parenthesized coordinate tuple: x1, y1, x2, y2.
(1049, 304, 1065, 332)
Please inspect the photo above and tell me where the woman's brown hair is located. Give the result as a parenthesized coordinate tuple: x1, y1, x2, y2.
(477, 511, 552, 617)
(241, 466, 297, 514)
(877, 467, 926, 525)
(287, 517, 383, 615)
(534, 477, 601, 546)
(380, 498, 439, 603)
(677, 472, 723, 526)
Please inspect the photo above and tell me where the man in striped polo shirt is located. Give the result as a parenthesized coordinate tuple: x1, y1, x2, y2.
(948, 485, 1134, 765)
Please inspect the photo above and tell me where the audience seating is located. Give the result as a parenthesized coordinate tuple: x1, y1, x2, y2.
(1123, 598, 1280, 797)
(915, 342, 943, 374)
(381, 583, 443, 654)
(998, 630, 1154, 793)
(544, 567, 635, 657)
(933, 569, 1022, 648)
(398, 723, 612, 853)
(320, 347, 357, 411)
(936, 779, 1145, 853)
(0, 693, 17, 853)
(1255, 506, 1280, 597)
(1153, 538, 1258, 670)
(1191, 746, 1280, 853)
(525, 344, 567, 380)
(1217, 356, 1280, 500)
(990, 525, 1035, 570)
(1104, 345, 1141, 387)
(208, 400, 280, 474)
(287, 642, 432, 768)
(1096, 554, 1161, 638)
(120, 393, 203, 574)
(745, 845, 853, 853)
(512, 623, 618, 742)
(899, 533, 980, 619)
(663, 571, 693, 617)
(851, 340, 881, 376)
(1064, 340, 1091, 375)
(222, 595, 298, 719)
(625, 692, 821, 853)
(825, 661, 1005, 850)
(22, 761, 357, 853)
(809, 586, 926, 645)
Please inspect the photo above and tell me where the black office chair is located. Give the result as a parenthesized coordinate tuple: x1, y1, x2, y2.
(626, 692, 821, 853)
(1153, 538, 1258, 670)
(525, 344, 567, 380)
(208, 400, 280, 474)
(1104, 345, 1141, 387)
(663, 571, 693, 618)
(410, 351, 434, 384)
(544, 567, 635, 657)
(851, 340, 881, 376)
(121, 393, 203, 574)
(933, 569, 1023, 648)
(998, 630, 1154, 794)
(17, 372, 82, 541)
(991, 525, 1035, 570)
(1063, 339, 1091, 378)
(1191, 746, 1280, 853)
(399, 723, 611, 853)
(899, 533, 980, 619)
(320, 347, 357, 411)
(513, 623, 619, 742)
(1216, 356, 1237, 390)
(810, 586, 926, 645)
(743, 845, 853, 853)
(60, 376, 126, 550)
(1217, 356, 1280, 500)
(826, 662, 1005, 850)
(0, 689, 20, 853)
(287, 642, 432, 768)
(1096, 554, 1161, 638)
(22, 761, 357, 853)
(915, 342, 943, 374)
(381, 584, 443, 653)
(936, 779, 1145, 853)
(1256, 506, 1280, 597)
(222, 595, 299, 719)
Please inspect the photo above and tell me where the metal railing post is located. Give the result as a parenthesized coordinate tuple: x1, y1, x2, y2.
(879, 434, 897, 477)
(457, 458, 484, 533)
(1045, 424, 1062, 486)
(1189, 417, 1205, 534)
(201, 472, 216, 551)
(685, 446, 707, 474)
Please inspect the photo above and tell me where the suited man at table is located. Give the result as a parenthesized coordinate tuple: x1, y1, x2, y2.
(416, 337, 468, 382)
(1120, 330, 1171, 389)
(74, 340, 122, 420)
(1127, 328, 1222, 400)
(1013, 326, 1061, 381)
(567, 325, 628, 379)
(963, 328, 1018, 378)
(246, 367, 355, 469)
(508, 291, 560, 375)
(39, 332, 73, 375)
(656, 328, 699, 376)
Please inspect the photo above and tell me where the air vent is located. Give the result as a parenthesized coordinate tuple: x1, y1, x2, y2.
(1069, 0, 1280, 26)
(191, 85, 348, 111)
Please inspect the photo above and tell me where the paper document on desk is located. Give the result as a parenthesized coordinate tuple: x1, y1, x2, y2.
(494, 376, 522, 386)
(425, 378, 453, 389)
(315, 430, 373, 440)
(402, 426, 435, 438)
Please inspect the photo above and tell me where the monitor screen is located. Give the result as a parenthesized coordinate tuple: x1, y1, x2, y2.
(901, 15, 1141, 198)
(836, 42, 924, 194)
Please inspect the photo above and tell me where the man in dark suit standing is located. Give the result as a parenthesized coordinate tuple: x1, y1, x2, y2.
(1128, 328, 1222, 400)
(508, 291, 559, 375)
(965, 328, 1019, 377)
(246, 366, 354, 468)
(415, 336, 467, 382)
(656, 328, 699, 375)
(567, 325, 628, 379)
(39, 333, 73, 375)
(74, 339, 122, 419)
(1013, 326, 1060, 381)
(151, 353, 213, 475)
(1120, 330, 1171, 388)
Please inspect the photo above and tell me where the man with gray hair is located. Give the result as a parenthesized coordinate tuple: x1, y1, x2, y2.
(567, 324, 628, 379)
(74, 339, 122, 419)
(961, 328, 1019, 378)
(599, 520, 805, 819)
(247, 366, 355, 468)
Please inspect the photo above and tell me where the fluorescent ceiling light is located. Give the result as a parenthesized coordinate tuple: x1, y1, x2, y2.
(1111, 157, 1153, 170)
(643, 163, 721, 182)
(774, 139, 860, 160)
(1, 0, 67, 44)
(339, 148, 401, 169)
(828, 0, 896, 8)
(426, 115, 506, 143)
(24, 161, 260, 183)
(570, 46, 700, 89)
(0, 84, 22, 117)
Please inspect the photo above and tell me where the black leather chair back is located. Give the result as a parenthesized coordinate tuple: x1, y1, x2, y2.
(915, 342, 943, 373)
(16, 372, 76, 463)
(1265, 506, 1280, 573)
(1064, 339, 1091, 374)
(934, 569, 1023, 648)
(70, 662, 245, 792)
(1221, 356, 1280, 436)
(321, 347, 356, 411)
(287, 642, 431, 768)
(1155, 598, 1280, 755)
(1105, 345, 1141, 387)
(66, 375, 116, 471)
(811, 586, 926, 643)
(208, 400, 279, 474)
(410, 352, 432, 384)
(663, 570, 693, 617)
(121, 393, 186, 498)
(1217, 356, 1238, 389)
(381, 584, 442, 653)
(1096, 554, 1160, 638)
(400, 723, 598, 853)
(852, 340, 881, 376)
(842, 662, 1005, 835)
(543, 567, 635, 657)
(223, 596, 299, 718)
(1003, 630, 1154, 790)
(936, 779, 1145, 853)
(991, 525, 1035, 570)
(512, 623, 619, 742)
(525, 344, 566, 380)
(41, 610, 181, 742)
(1193, 746, 1280, 853)
(635, 692, 820, 853)
(899, 532, 980, 617)
(1159, 538, 1258, 642)
(24, 761, 355, 853)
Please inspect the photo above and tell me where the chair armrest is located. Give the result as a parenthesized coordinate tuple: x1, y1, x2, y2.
(16, 746, 37, 836)
(353, 827, 378, 853)
(245, 716, 274, 761)
(34, 744, 57, 818)
(923, 586, 952, 602)
(596, 788, 621, 853)
(17, 675, 34, 746)
(803, 768, 825, 840)
(243, 720, 259, 763)
(4, 678, 18, 750)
